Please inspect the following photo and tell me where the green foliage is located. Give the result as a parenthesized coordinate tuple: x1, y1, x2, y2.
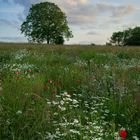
(21, 2, 73, 44)
(110, 26, 140, 46)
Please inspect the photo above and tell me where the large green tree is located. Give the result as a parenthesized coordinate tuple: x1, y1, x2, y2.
(110, 27, 140, 46)
(21, 2, 73, 44)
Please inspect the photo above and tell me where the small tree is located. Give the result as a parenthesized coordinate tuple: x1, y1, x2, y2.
(21, 2, 73, 44)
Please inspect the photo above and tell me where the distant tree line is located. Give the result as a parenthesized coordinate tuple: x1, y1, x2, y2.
(110, 27, 140, 46)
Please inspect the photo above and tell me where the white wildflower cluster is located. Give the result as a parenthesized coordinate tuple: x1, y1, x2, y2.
(3, 63, 35, 72)
(44, 91, 122, 139)
(116, 58, 140, 70)
(1, 50, 39, 78)
(2, 63, 37, 79)
(1, 49, 39, 79)
(46, 91, 79, 112)
(103, 58, 140, 71)
(14, 49, 29, 61)
(74, 58, 87, 67)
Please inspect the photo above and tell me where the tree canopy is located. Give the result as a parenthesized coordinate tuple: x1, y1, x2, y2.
(110, 27, 140, 46)
(110, 31, 124, 46)
(21, 2, 73, 44)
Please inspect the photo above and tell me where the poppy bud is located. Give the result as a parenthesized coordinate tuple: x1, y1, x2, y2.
(51, 89, 57, 94)
(27, 69, 32, 73)
(53, 82, 58, 86)
(76, 80, 81, 84)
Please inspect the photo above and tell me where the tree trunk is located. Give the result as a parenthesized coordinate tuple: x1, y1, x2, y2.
(47, 39, 50, 44)
(47, 36, 50, 44)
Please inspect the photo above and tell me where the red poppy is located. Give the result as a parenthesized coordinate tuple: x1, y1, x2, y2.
(119, 129, 126, 139)
(27, 69, 32, 73)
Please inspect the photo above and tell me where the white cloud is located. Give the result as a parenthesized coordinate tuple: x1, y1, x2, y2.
(67, 0, 88, 5)
(1, 0, 134, 26)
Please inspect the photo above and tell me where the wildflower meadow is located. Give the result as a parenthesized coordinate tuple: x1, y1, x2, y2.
(0, 43, 140, 140)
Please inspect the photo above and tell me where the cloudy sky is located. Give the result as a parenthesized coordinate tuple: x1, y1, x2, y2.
(0, 0, 140, 44)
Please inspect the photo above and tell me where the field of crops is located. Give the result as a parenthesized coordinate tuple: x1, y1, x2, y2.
(0, 43, 140, 140)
